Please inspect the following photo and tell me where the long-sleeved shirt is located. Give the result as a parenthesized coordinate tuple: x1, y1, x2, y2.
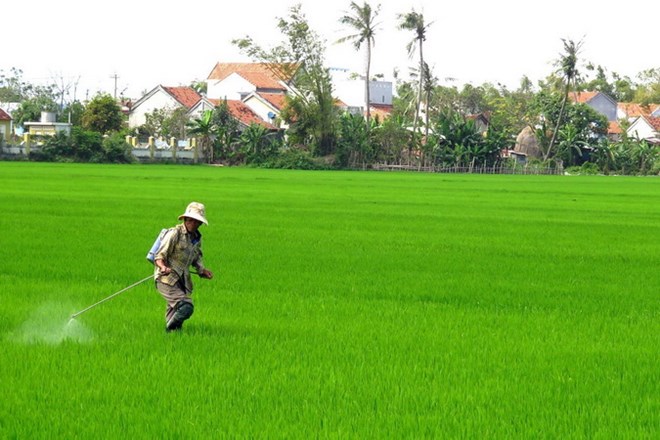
(154, 223, 206, 293)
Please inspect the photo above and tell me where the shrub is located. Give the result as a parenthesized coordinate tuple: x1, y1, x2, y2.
(261, 148, 331, 170)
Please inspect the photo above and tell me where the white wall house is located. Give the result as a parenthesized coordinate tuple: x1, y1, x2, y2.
(0, 108, 12, 142)
(330, 68, 393, 113)
(627, 116, 660, 142)
(207, 73, 258, 101)
(242, 92, 288, 129)
(128, 85, 201, 128)
(188, 97, 277, 130)
(204, 63, 295, 127)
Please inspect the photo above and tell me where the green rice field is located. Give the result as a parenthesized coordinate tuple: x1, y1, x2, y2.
(1, 162, 659, 438)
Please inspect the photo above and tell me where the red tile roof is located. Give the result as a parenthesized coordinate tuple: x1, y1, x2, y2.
(0, 108, 11, 121)
(257, 92, 287, 110)
(608, 120, 622, 135)
(208, 99, 276, 129)
(648, 116, 660, 131)
(162, 86, 201, 109)
(618, 102, 653, 118)
(568, 91, 599, 104)
(618, 102, 657, 118)
(239, 72, 285, 90)
(207, 63, 297, 90)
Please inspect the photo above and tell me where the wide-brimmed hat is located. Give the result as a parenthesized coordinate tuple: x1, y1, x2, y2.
(178, 202, 208, 225)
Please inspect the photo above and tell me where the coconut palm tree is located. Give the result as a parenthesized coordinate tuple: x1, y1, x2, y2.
(398, 9, 432, 142)
(546, 38, 583, 160)
(337, 1, 381, 131)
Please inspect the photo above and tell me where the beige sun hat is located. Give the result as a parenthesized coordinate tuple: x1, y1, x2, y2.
(178, 202, 208, 225)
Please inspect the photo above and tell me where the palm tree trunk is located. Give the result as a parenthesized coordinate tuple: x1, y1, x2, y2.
(424, 86, 430, 143)
(546, 83, 569, 161)
(412, 38, 424, 138)
(365, 40, 371, 132)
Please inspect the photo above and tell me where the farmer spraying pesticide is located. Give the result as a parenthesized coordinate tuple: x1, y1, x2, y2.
(152, 202, 214, 332)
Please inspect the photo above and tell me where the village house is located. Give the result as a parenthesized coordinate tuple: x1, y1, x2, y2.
(0, 108, 12, 143)
(617, 102, 659, 122)
(627, 115, 660, 144)
(128, 85, 202, 129)
(188, 97, 277, 130)
(127, 61, 395, 134)
(23, 111, 72, 136)
(330, 67, 393, 117)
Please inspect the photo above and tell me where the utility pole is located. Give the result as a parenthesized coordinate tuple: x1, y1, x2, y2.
(110, 73, 119, 99)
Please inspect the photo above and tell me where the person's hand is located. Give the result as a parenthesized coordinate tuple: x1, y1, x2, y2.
(200, 269, 214, 279)
(158, 265, 172, 275)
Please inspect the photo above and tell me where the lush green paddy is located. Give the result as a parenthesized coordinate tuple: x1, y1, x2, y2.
(1, 162, 658, 438)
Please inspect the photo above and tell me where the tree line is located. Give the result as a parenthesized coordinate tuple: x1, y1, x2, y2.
(1, 2, 659, 174)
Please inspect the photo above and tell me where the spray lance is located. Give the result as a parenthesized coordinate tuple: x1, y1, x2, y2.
(68, 274, 154, 323)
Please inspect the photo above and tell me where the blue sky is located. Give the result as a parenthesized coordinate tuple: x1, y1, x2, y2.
(4, 0, 658, 100)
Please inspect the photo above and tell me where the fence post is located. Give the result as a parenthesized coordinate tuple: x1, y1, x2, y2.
(148, 136, 155, 160)
(192, 138, 199, 164)
(170, 137, 177, 161)
(24, 133, 30, 156)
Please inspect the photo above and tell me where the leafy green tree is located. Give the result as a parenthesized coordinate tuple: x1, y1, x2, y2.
(337, 1, 381, 130)
(139, 106, 191, 140)
(160, 107, 189, 140)
(141, 108, 169, 137)
(370, 114, 409, 163)
(234, 4, 337, 156)
(582, 65, 638, 102)
(583, 64, 615, 98)
(71, 127, 105, 162)
(611, 73, 636, 102)
(12, 95, 59, 127)
(59, 100, 86, 126)
(102, 132, 135, 164)
(0, 68, 31, 102)
(82, 94, 123, 134)
(211, 100, 240, 162)
(633, 68, 660, 105)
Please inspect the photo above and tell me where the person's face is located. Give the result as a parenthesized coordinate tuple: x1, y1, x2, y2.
(184, 217, 202, 232)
